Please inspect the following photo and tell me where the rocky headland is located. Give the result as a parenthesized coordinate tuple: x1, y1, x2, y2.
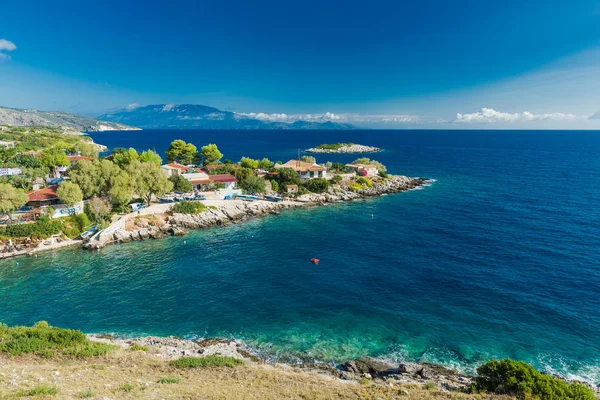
(83, 175, 427, 250)
(306, 143, 382, 153)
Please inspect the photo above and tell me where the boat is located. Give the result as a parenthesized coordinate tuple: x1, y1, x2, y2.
(236, 194, 260, 201)
(264, 195, 284, 202)
(195, 194, 206, 200)
(80, 226, 98, 240)
(183, 195, 196, 201)
(310, 258, 320, 265)
(158, 196, 175, 203)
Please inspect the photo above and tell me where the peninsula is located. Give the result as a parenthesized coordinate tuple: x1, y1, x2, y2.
(306, 143, 382, 153)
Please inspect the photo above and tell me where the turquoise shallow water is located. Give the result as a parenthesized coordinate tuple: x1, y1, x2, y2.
(1, 130, 599, 384)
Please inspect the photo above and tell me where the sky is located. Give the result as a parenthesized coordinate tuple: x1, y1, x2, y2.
(1, 0, 600, 129)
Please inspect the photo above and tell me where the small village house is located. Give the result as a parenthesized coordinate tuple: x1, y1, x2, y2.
(276, 160, 327, 179)
(181, 171, 210, 191)
(345, 163, 379, 177)
(209, 174, 237, 190)
(286, 184, 298, 194)
(161, 162, 190, 177)
(26, 185, 84, 219)
(0, 141, 15, 149)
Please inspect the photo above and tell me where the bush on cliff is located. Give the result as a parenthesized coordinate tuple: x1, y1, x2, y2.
(0, 219, 63, 239)
(171, 355, 243, 369)
(172, 201, 207, 215)
(0, 321, 116, 358)
(472, 359, 595, 400)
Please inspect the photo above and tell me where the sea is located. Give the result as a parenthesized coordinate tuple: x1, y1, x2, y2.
(1, 129, 599, 384)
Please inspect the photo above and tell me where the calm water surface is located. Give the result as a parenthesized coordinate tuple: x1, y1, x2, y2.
(1, 130, 599, 383)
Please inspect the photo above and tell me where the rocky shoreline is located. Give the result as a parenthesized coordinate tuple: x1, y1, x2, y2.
(306, 144, 382, 153)
(87, 333, 474, 392)
(83, 175, 427, 250)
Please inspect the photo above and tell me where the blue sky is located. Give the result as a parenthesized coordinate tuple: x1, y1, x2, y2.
(1, 0, 600, 128)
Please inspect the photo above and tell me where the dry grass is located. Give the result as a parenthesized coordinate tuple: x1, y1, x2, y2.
(0, 349, 514, 400)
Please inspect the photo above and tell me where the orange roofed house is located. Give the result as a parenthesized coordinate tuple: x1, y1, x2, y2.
(160, 162, 190, 177)
(275, 160, 327, 179)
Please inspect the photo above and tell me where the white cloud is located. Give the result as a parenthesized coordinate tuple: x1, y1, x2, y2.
(237, 111, 420, 124)
(454, 108, 587, 123)
(0, 39, 16, 60)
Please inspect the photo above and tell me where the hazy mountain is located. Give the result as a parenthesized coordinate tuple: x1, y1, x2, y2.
(97, 104, 355, 129)
(0, 106, 139, 132)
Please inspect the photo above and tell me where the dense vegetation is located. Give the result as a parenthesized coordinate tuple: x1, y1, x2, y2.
(0, 214, 91, 239)
(0, 321, 115, 358)
(471, 359, 595, 400)
(314, 143, 352, 150)
(170, 355, 244, 369)
(172, 201, 207, 214)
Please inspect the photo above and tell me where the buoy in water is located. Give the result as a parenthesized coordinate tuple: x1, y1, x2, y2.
(310, 258, 319, 265)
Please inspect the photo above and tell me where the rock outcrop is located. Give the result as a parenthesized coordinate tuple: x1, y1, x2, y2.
(306, 144, 382, 153)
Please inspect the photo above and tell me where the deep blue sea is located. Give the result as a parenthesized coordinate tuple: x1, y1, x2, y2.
(1, 130, 599, 384)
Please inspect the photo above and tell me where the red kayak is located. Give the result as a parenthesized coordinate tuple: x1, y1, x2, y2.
(310, 258, 320, 265)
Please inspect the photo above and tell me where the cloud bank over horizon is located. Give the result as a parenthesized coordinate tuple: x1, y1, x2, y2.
(454, 108, 589, 124)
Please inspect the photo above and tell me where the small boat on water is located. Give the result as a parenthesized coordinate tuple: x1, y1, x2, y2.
(236, 194, 260, 201)
(80, 226, 98, 240)
(264, 195, 284, 202)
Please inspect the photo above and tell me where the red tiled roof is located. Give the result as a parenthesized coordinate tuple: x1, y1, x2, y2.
(164, 162, 189, 171)
(27, 185, 58, 202)
(209, 174, 237, 183)
(67, 155, 94, 162)
(279, 160, 327, 172)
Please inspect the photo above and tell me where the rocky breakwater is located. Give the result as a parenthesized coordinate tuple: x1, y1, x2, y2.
(306, 143, 381, 153)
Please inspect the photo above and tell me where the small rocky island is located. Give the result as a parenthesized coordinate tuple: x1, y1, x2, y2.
(306, 143, 381, 153)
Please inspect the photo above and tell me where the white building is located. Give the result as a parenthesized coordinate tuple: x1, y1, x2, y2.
(276, 160, 327, 179)
(345, 163, 379, 177)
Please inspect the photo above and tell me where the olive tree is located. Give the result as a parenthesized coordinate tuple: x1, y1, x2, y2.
(0, 183, 28, 221)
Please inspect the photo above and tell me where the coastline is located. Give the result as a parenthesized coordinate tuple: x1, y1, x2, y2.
(82, 175, 428, 250)
(85, 333, 475, 392)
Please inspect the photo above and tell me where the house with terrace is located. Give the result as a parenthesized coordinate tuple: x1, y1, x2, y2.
(276, 160, 327, 179)
(25, 185, 84, 219)
(345, 163, 379, 177)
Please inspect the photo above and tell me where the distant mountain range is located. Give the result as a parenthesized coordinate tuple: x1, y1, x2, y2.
(0, 106, 138, 132)
(97, 104, 356, 130)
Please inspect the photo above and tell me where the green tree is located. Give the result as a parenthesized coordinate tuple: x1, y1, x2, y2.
(331, 175, 343, 184)
(200, 144, 223, 165)
(40, 147, 69, 176)
(68, 160, 98, 198)
(169, 174, 192, 192)
(303, 178, 330, 193)
(87, 196, 111, 223)
(240, 157, 259, 169)
(94, 159, 121, 196)
(0, 183, 28, 221)
(301, 155, 316, 163)
(12, 154, 42, 168)
(274, 168, 301, 187)
(166, 140, 198, 164)
(110, 171, 134, 211)
(127, 161, 173, 206)
(112, 148, 139, 168)
(138, 150, 162, 166)
(269, 179, 279, 192)
(57, 181, 83, 207)
(9, 175, 32, 191)
(257, 158, 274, 170)
(241, 175, 266, 194)
(233, 167, 255, 188)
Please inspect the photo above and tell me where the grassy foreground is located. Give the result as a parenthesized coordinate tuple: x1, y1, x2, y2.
(0, 348, 513, 400)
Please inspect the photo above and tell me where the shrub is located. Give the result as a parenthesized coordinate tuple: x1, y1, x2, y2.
(169, 174, 192, 192)
(14, 385, 58, 397)
(0, 321, 116, 358)
(331, 175, 342, 184)
(121, 384, 135, 392)
(158, 377, 181, 384)
(269, 179, 279, 192)
(303, 178, 330, 193)
(170, 355, 244, 369)
(78, 389, 95, 398)
(130, 343, 149, 352)
(172, 201, 207, 215)
(424, 382, 436, 390)
(348, 182, 364, 191)
(0, 219, 63, 239)
(359, 377, 371, 385)
(472, 359, 596, 400)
